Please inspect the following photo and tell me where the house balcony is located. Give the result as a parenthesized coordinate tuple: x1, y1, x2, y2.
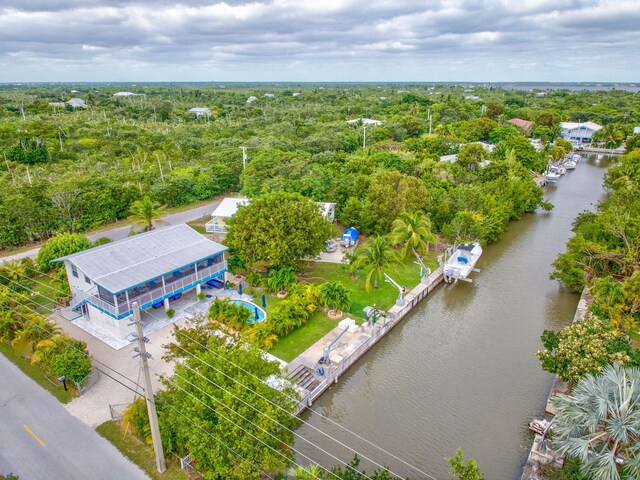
(205, 220, 227, 234)
(72, 262, 227, 319)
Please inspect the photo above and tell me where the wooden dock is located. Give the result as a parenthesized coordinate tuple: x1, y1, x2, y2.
(287, 269, 443, 414)
(520, 288, 592, 480)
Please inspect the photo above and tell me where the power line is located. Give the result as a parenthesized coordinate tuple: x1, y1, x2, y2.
(0, 298, 275, 480)
(2, 269, 437, 479)
(0, 282, 364, 478)
(169, 327, 421, 480)
(164, 376, 323, 480)
(170, 349, 363, 480)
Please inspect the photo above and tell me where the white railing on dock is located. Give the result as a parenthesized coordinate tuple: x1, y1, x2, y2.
(295, 268, 444, 413)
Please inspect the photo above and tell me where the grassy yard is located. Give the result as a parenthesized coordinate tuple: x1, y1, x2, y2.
(257, 252, 439, 363)
(268, 311, 339, 362)
(299, 252, 439, 317)
(96, 421, 188, 480)
(0, 341, 76, 403)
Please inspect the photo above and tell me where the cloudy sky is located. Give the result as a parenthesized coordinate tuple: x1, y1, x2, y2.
(1, 0, 639, 82)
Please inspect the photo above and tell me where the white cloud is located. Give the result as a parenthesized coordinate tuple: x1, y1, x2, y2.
(0, 0, 638, 81)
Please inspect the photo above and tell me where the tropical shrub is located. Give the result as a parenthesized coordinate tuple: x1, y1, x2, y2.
(49, 346, 93, 384)
(36, 233, 92, 272)
(318, 281, 352, 313)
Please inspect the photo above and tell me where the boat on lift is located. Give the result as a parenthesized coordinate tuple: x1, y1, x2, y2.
(555, 163, 567, 175)
(441, 243, 482, 284)
(564, 158, 577, 170)
(544, 166, 561, 183)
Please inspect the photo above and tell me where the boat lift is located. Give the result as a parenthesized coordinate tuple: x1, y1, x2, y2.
(439, 244, 481, 284)
(384, 273, 406, 306)
(316, 325, 349, 374)
(413, 251, 431, 283)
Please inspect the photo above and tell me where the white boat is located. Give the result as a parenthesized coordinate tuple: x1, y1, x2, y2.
(554, 163, 567, 175)
(544, 166, 560, 183)
(442, 243, 482, 283)
(564, 159, 576, 170)
(573, 154, 582, 162)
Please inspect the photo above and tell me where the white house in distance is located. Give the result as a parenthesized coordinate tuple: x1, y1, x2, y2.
(66, 98, 87, 109)
(560, 121, 602, 143)
(55, 224, 227, 340)
(205, 197, 336, 234)
(188, 107, 211, 117)
(346, 118, 382, 125)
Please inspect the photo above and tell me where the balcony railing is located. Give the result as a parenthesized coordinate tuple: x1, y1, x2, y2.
(205, 221, 227, 234)
(72, 262, 226, 319)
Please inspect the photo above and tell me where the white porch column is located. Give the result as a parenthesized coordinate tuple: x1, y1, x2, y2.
(196, 284, 202, 295)
(164, 297, 170, 312)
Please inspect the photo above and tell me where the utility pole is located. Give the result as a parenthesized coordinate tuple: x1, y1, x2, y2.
(240, 146, 248, 169)
(132, 302, 166, 473)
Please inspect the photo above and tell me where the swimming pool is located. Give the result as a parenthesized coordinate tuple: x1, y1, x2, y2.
(229, 299, 267, 324)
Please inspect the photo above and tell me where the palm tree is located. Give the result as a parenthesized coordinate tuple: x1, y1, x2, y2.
(318, 281, 352, 314)
(351, 236, 399, 291)
(552, 363, 640, 479)
(129, 196, 165, 231)
(390, 211, 437, 260)
(287, 464, 324, 480)
(12, 315, 60, 351)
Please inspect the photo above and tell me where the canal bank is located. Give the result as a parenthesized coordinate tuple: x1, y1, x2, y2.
(293, 155, 613, 479)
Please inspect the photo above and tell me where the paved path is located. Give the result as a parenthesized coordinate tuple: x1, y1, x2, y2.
(0, 199, 221, 263)
(0, 355, 149, 480)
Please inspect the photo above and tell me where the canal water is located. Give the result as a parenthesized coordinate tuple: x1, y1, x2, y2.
(295, 156, 612, 479)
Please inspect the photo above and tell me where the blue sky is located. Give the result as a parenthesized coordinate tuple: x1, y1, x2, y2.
(1, 0, 639, 82)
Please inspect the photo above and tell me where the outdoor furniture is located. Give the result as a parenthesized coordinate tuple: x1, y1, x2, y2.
(152, 301, 163, 309)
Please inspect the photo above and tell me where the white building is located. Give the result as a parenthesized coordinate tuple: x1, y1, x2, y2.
(205, 197, 336, 234)
(560, 121, 602, 143)
(66, 98, 87, 109)
(345, 118, 382, 125)
(113, 91, 141, 97)
(55, 224, 227, 340)
(246, 96, 258, 104)
(633, 126, 640, 135)
(188, 107, 211, 117)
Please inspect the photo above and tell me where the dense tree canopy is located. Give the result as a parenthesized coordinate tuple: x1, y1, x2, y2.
(225, 191, 335, 269)
(1, 84, 638, 251)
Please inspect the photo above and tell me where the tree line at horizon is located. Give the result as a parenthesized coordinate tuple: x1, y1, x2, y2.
(1, 84, 639, 249)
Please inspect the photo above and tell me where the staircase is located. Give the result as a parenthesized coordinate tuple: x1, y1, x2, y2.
(287, 364, 320, 391)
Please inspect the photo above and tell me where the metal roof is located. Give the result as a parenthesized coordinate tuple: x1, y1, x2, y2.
(211, 197, 251, 219)
(560, 121, 602, 131)
(56, 224, 226, 294)
(211, 197, 335, 220)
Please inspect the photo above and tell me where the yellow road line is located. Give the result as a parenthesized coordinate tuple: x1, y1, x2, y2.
(23, 424, 46, 447)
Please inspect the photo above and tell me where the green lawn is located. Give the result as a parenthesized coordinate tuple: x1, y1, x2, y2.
(0, 341, 76, 403)
(268, 311, 339, 362)
(260, 252, 439, 363)
(299, 252, 438, 317)
(96, 421, 188, 480)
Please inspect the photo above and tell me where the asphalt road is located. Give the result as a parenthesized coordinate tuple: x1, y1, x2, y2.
(0, 355, 149, 480)
(0, 199, 220, 263)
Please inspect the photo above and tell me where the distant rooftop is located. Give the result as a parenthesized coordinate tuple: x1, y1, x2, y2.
(560, 121, 602, 131)
(346, 118, 382, 125)
(211, 197, 251, 219)
(55, 224, 226, 294)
